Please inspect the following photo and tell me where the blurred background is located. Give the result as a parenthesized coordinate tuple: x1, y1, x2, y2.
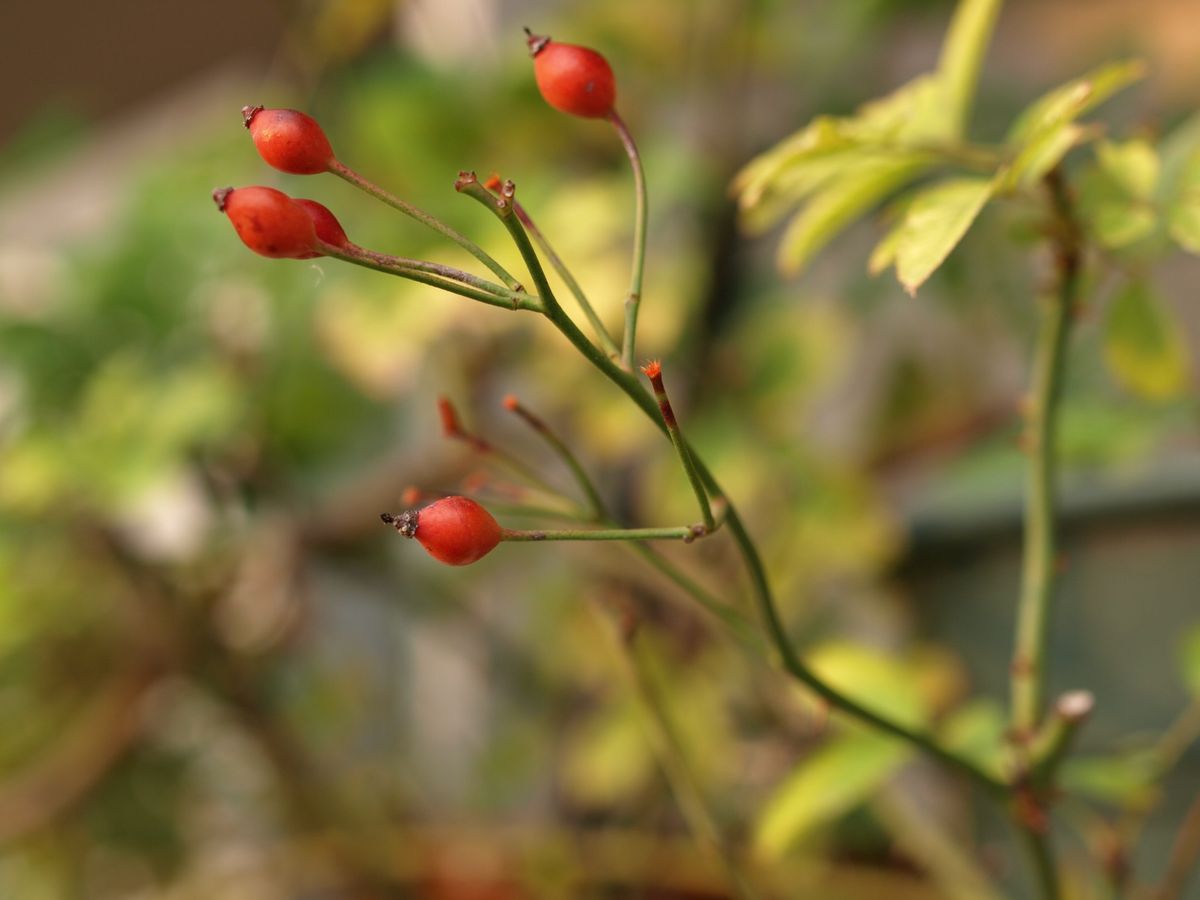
(1, 0, 1199, 897)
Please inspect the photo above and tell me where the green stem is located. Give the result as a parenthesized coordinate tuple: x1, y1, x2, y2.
(1010, 169, 1081, 740)
(1029, 690, 1094, 790)
(502, 524, 703, 543)
(503, 397, 606, 518)
(510, 197, 623, 361)
(328, 159, 524, 291)
(627, 543, 763, 652)
(1021, 826, 1062, 900)
(323, 245, 539, 311)
(643, 363, 716, 532)
(460, 168, 1003, 794)
(1156, 789, 1200, 900)
(502, 395, 757, 646)
(608, 110, 647, 370)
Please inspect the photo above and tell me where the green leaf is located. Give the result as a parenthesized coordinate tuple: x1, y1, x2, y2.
(869, 220, 905, 276)
(1098, 139, 1160, 200)
(1179, 625, 1200, 695)
(852, 74, 948, 144)
(733, 117, 858, 229)
(1158, 113, 1200, 196)
(1002, 122, 1086, 190)
(936, 0, 1003, 138)
(1007, 59, 1147, 146)
(1167, 151, 1200, 253)
(777, 157, 927, 275)
(891, 177, 995, 294)
(558, 695, 655, 807)
(1103, 279, 1189, 400)
(803, 642, 930, 728)
(939, 700, 1006, 779)
(1079, 161, 1158, 250)
(1061, 752, 1158, 805)
(754, 732, 912, 859)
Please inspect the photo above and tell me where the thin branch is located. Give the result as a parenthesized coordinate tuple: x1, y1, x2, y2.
(608, 110, 648, 369)
(1154, 791, 1200, 900)
(642, 360, 716, 533)
(328, 159, 523, 291)
(484, 174, 622, 360)
(1010, 167, 1082, 741)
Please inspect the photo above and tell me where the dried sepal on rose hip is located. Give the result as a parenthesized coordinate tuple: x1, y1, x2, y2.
(242, 105, 334, 175)
(524, 28, 616, 119)
(381, 496, 502, 566)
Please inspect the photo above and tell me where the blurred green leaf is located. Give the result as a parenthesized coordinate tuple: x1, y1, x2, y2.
(1007, 59, 1147, 146)
(887, 176, 995, 294)
(939, 700, 1006, 779)
(735, 74, 945, 245)
(1103, 280, 1189, 400)
(804, 642, 931, 728)
(1079, 158, 1158, 250)
(1167, 152, 1200, 253)
(1179, 625, 1200, 695)
(558, 695, 655, 808)
(935, 0, 1002, 139)
(1098, 140, 1160, 200)
(754, 731, 912, 859)
(1001, 122, 1085, 190)
(1062, 751, 1159, 805)
(777, 157, 927, 275)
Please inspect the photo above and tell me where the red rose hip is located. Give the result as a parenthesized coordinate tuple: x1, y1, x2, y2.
(295, 198, 349, 256)
(525, 30, 616, 119)
(243, 105, 334, 174)
(382, 496, 502, 566)
(213, 186, 321, 259)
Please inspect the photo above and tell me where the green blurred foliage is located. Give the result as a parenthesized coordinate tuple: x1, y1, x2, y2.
(0, 1, 1198, 898)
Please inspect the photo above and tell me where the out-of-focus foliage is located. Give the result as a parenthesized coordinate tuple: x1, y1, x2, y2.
(0, 0, 1198, 898)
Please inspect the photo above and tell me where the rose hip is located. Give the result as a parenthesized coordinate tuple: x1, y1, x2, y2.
(525, 30, 616, 119)
(295, 198, 349, 256)
(213, 186, 320, 259)
(382, 497, 503, 566)
(242, 105, 334, 175)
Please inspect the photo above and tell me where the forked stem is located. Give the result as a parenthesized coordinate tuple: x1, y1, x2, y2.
(323, 243, 539, 311)
(328, 159, 524, 291)
(642, 361, 716, 533)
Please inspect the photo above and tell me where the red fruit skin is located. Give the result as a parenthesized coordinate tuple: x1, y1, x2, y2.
(244, 107, 334, 174)
(415, 497, 502, 566)
(532, 41, 616, 119)
(294, 198, 349, 258)
(214, 186, 320, 259)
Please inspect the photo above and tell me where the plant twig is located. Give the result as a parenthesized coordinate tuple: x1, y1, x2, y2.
(642, 360, 716, 533)
(485, 175, 622, 360)
(501, 392, 757, 644)
(608, 110, 647, 369)
(455, 168, 1005, 796)
(1154, 790, 1200, 900)
(502, 394, 606, 518)
(322, 243, 539, 311)
(502, 524, 708, 543)
(1010, 166, 1082, 741)
(329, 159, 523, 291)
(1029, 690, 1095, 789)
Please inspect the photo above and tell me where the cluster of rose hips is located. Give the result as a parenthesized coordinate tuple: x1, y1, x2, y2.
(216, 33, 648, 567)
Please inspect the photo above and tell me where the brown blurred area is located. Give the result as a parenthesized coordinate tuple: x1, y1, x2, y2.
(0, 0, 285, 143)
